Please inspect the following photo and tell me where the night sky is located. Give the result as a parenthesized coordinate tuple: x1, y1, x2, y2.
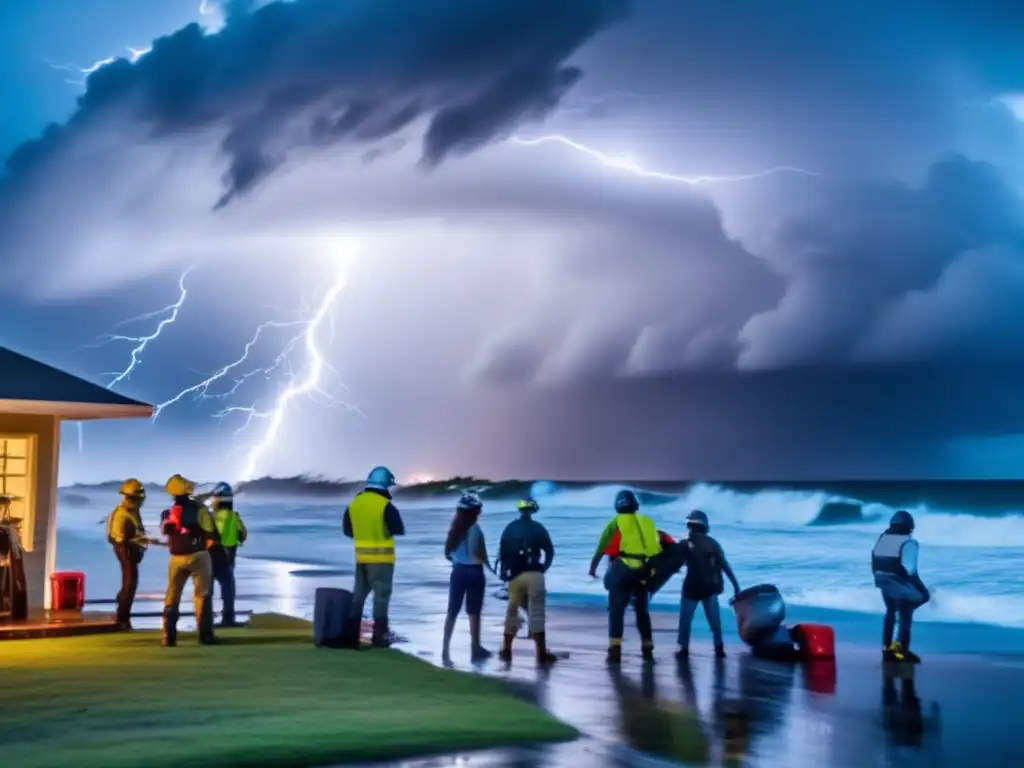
(2, 0, 1024, 484)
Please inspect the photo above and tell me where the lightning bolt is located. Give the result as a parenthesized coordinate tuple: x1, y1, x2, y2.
(97, 253, 362, 481)
(233, 264, 355, 481)
(511, 135, 822, 185)
(91, 267, 194, 388)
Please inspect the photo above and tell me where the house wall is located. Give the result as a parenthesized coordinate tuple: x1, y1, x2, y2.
(0, 413, 59, 609)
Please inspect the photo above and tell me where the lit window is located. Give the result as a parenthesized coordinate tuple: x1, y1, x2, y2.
(0, 436, 37, 552)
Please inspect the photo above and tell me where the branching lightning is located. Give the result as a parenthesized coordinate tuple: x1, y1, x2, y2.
(92, 267, 195, 388)
(98, 255, 362, 482)
(511, 135, 822, 185)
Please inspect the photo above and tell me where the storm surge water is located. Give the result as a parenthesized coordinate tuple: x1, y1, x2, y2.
(55, 480, 1024, 633)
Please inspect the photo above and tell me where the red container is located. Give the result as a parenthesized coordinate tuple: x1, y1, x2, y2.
(792, 622, 835, 659)
(50, 571, 86, 611)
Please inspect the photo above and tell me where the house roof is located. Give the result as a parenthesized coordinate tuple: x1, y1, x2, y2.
(0, 347, 153, 421)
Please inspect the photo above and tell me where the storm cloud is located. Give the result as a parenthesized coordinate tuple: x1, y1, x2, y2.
(5, 0, 1024, 481)
(4, 0, 626, 208)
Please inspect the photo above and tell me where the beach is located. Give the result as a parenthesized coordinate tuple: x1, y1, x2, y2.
(53, 482, 1024, 766)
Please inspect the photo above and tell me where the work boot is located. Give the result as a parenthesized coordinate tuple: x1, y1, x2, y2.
(534, 632, 558, 665)
(162, 609, 178, 648)
(499, 633, 515, 663)
(371, 616, 391, 648)
(606, 644, 622, 665)
(715, 644, 727, 659)
(198, 598, 219, 645)
(675, 647, 689, 661)
(642, 643, 655, 663)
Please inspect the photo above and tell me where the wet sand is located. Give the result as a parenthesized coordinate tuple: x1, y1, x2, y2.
(118, 557, 1024, 767)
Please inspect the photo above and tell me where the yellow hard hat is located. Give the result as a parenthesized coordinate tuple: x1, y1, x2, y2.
(119, 478, 146, 499)
(165, 474, 196, 497)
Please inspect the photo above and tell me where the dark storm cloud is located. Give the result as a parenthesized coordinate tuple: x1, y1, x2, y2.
(4, 0, 628, 208)
(739, 155, 1024, 369)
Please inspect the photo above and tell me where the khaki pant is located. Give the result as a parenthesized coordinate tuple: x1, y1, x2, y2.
(505, 571, 546, 635)
(165, 551, 212, 624)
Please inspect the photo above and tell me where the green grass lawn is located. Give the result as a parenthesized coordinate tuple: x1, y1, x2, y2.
(0, 614, 577, 768)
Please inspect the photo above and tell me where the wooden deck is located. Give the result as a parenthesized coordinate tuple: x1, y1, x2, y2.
(0, 609, 120, 641)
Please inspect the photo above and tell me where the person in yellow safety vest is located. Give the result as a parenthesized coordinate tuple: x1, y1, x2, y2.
(208, 482, 247, 627)
(106, 478, 147, 629)
(340, 465, 405, 648)
(588, 489, 662, 664)
(159, 473, 220, 647)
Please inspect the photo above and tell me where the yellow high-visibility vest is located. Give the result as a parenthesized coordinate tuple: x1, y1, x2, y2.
(615, 513, 661, 570)
(349, 491, 395, 564)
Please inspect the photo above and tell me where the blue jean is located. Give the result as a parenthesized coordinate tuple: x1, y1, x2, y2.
(448, 564, 485, 617)
(883, 594, 915, 648)
(677, 596, 723, 649)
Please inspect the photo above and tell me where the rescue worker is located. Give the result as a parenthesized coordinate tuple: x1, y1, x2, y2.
(208, 482, 247, 627)
(107, 478, 147, 629)
(589, 490, 662, 664)
(676, 510, 741, 660)
(159, 473, 220, 647)
(872, 510, 929, 664)
(495, 498, 559, 664)
(341, 465, 405, 648)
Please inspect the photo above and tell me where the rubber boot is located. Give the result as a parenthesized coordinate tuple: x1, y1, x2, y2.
(499, 633, 515, 662)
(606, 642, 622, 665)
(468, 614, 492, 661)
(371, 616, 391, 648)
(534, 632, 558, 665)
(642, 640, 655, 663)
(715, 644, 727, 659)
(198, 597, 220, 645)
(162, 607, 178, 648)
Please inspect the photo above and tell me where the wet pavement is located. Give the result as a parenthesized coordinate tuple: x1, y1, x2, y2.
(122, 559, 1023, 767)
(348, 608, 1022, 768)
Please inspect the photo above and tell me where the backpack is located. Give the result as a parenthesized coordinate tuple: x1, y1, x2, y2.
(686, 536, 724, 597)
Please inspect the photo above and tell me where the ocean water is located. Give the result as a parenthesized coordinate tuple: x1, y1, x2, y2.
(54, 480, 1024, 642)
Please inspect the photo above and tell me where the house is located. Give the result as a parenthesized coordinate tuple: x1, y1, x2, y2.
(0, 346, 152, 611)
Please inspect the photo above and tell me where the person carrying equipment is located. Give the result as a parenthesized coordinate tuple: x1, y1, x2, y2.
(872, 510, 929, 664)
(160, 473, 220, 647)
(676, 509, 741, 660)
(106, 478, 147, 629)
(208, 482, 247, 627)
(588, 489, 662, 664)
(341, 465, 405, 648)
(495, 498, 559, 664)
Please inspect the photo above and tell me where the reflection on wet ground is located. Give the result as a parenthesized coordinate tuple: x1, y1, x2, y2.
(126, 558, 1017, 767)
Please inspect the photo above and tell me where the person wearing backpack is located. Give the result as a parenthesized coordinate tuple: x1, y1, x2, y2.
(676, 510, 740, 660)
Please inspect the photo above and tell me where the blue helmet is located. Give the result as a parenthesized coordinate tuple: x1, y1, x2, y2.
(457, 490, 483, 511)
(366, 466, 396, 491)
(890, 510, 915, 532)
(212, 482, 233, 499)
(614, 489, 639, 513)
(686, 509, 709, 531)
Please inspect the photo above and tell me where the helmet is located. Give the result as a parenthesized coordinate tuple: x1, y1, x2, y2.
(119, 478, 146, 499)
(516, 498, 539, 514)
(890, 510, 915, 532)
(165, 474, 195, 497)
(457, 490, 483, 511)
(614, 490, 639, 513)
(366, 466, 396, 491)
(211, 481, 234, 498)
(686, 509, 710, 531)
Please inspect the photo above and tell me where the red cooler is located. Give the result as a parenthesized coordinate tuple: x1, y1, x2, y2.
(791, 623, 835, 659)
(50, 571, 86, 611)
